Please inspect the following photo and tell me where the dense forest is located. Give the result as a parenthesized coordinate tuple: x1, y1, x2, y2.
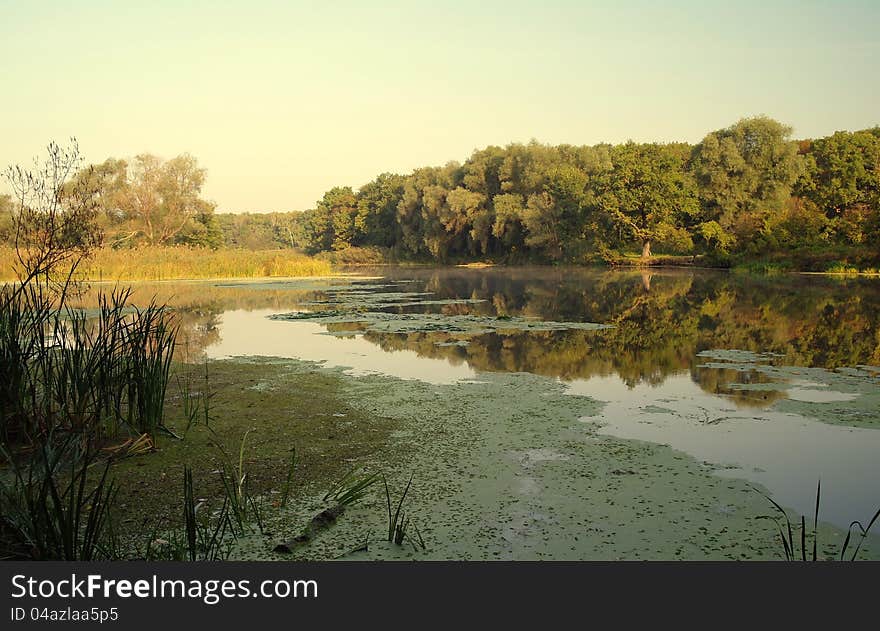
(2, 116, 878, 267)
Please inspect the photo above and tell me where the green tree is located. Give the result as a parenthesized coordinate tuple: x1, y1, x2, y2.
(307, 186, 358, 251)
(124, 154, 215, 245)
(491, 193, 526, 251)
(596, 143, 698, 259)
(521, 164, 592, 261)
(522, 192, 564, 259)
(355, 173, 406, 248)
(395, 164, 460, 258)
(71, 153, 217, 247)
(693, 116, 802, 250)
(796, 128, 880, 245)
(446, 187, 489, 255)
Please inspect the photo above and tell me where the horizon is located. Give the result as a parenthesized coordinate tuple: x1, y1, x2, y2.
(2, 0, 878, 213)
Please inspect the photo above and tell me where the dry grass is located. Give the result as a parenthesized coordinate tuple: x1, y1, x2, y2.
(0, 246, 333, 282)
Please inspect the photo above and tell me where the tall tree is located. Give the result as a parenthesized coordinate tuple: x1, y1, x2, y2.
(4, 140, 102, 285)
(121, 154, 214, 245)
(70, 153, 217, 247)
(307, 186, 358, 251)
(596, 143, 698, 259)
(693, 116, 802, 249)
(796, 128, 880, 245)
(355, 173, 406, 248)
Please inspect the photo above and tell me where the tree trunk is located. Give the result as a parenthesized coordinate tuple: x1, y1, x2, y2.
(641, 240, 652, 260)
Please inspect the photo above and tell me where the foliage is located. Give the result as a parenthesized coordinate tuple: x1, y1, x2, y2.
(65, 153, 218, 247)
(756, 482, 880, 561)
(0, 141, 181, 561)
(278, 118, 878, 264)
(2, 119, 877, 265)
(595, 142, 699, 258)
(4, 140, 103, 288)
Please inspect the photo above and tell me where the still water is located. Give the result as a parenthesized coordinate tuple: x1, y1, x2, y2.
(109, 267, 880, 530)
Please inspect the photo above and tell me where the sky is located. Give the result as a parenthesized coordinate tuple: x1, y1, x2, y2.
(1, 0, 878, 212)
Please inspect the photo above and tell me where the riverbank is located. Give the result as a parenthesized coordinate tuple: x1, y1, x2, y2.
(3, 244, 878, 282)
(314, 245, 880, 277)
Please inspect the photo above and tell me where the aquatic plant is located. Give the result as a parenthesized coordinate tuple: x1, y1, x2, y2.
(279, 447, 297, 510)
(384, 473, 425, 550)
(0, 141, 184, 561)
(178, 360, 215, 437)
(756, 482, 880, 561)
(213, 429, 257, 535)
(0, 437, 118, 560)
(142, 466, 233, 561)
(0, 285, 179, 443)
(181, 466, 233, 561)
(122, 298, 178, 438)
(322, 466, 382, 506)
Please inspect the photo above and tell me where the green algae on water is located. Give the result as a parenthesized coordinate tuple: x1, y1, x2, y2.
(271, 310, 613, 336)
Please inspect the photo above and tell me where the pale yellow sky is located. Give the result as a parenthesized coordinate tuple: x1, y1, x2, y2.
(2, 0, 878, 212)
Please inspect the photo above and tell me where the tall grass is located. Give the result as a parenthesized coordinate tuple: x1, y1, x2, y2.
(757, 482, 880, 561)
(0, 246, 332, 282)
(0, 437, 118, 560)
(274, 468, 381, 554)
(1, 274, 179, 560)
(142, 466, 233, 561)
(0, 286, 178, 442)
(213, 429, 261, 536)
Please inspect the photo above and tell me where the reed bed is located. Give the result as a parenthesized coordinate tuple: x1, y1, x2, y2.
(0, 286, 178, 442)
(0, 279, 179, 559)
(0, 246, 332, 282)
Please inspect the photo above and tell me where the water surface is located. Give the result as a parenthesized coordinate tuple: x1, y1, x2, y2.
(103, 267, 880, 531)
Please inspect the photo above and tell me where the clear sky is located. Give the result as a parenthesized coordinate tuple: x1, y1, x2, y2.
(1, 0, 878, 212)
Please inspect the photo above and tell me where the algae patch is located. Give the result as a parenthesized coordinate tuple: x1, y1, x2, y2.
(222, 363, 877, 561)
(696, 348, 880, 430)
(271, 310, 613, 336)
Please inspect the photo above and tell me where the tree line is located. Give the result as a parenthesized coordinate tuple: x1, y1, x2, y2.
(2, 117, 878, 264)
(298, 116, 879, 263)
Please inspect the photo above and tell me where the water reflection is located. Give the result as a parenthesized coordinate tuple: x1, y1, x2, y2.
(80, 267, 880, 398)
(75, 269, 880, 528)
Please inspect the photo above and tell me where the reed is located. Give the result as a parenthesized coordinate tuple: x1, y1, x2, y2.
(142, 466, 233, 561)
(383, 473, 425, 550)
(0, 437, 118, 560)
(177, 360, 215, 437)
(0, 246, 332, 282)
(0, 284, 179, 443)
(274, 468, 381, 554)
(756, 482, 880, 561)
(322, 467, 382, 507)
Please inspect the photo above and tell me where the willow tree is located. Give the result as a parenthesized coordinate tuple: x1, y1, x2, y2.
(491, 193, 526, 251)
(67, 153, 217, 247)
(355, 173, 406, 248)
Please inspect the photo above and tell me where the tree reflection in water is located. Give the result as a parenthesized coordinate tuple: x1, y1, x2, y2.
(72, 268, 880, 405)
